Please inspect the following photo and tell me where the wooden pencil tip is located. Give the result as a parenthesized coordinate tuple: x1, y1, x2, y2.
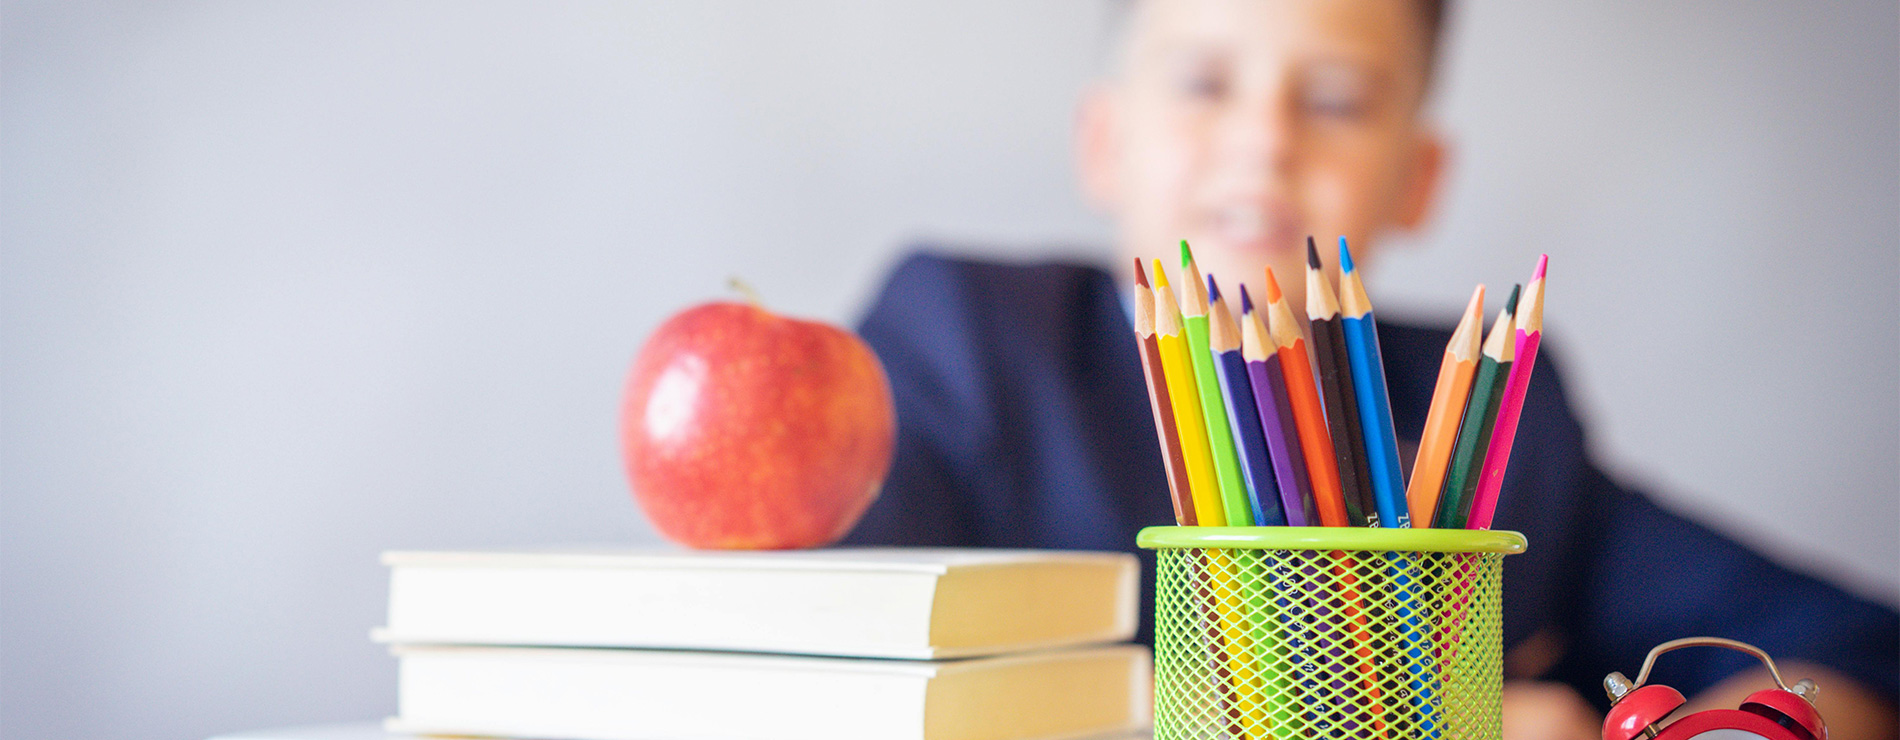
(1533, 254, 1548, 281)
(1338, 237, 1356, 273)
(1306, 236, 1322, 270)
(1206, 274, 1222, 303)
(1239, 283, 1254, 314)
(1505, 283, 1522, 313)
(1263, 267, 1284, 303)
(1466, 284, 1486, 314)
(1133, 258, 1149, 288)
(1151, 259, 1170, 289)
(1179, 239, 1193, 269)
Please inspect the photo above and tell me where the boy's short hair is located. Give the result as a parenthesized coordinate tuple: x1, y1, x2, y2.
(1417, 0, 1450, 78)
(1106, 0, 1453, 84)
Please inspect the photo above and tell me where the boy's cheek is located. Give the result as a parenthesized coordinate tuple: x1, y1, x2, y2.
(1298, 142, 1407, 227)
(1121, 129, 1200, 213)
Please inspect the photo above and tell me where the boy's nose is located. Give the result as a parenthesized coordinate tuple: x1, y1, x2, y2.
(1215, 90, 1297, 179)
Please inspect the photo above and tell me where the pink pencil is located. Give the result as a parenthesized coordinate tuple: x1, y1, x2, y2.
(1466, 255, 1547, 530)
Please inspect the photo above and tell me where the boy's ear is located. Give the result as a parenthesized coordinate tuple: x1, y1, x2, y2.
(1074, 85, 1122, 212)
(1396, 129, 1448, 231)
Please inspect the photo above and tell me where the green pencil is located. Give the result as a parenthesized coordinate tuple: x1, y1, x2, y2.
(1434, 284, 1520, 529)
(1181, 241, 1254, 526)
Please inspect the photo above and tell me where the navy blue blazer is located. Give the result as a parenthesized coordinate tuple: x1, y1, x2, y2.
(843, 251, 1896, 707)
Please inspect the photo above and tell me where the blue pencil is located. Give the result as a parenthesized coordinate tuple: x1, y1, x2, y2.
(1336, 237, 1410, 529)
(1207, 277, 1284, 526)
(1336, 246, 1439, 737)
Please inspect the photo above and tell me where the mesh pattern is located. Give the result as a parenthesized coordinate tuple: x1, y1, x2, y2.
(1152, 547, 1505, 740)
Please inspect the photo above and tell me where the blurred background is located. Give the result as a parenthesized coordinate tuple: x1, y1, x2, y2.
(2, 1, 1894, 738)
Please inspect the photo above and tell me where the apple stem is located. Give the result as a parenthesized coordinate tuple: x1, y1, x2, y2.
(727, 276, 765, 309)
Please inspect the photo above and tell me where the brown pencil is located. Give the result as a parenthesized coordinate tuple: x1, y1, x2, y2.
(1134, 259, 1196, 525)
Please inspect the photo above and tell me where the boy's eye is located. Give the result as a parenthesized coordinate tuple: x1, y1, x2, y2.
(1169, 58, 1231, 102)
(1301, 64, 1378, 120)
(1303, 87, 1367, 118)
(1184, 69, 1229, 100)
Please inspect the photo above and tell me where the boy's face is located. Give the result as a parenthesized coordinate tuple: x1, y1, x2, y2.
(1079, 0, 1444, 310)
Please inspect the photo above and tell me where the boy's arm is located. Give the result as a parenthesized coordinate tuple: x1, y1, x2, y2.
(1682, 662, 1896, 740)
(1499, 663, 1896, 740)
(1492, 346, 1897, 738)
(1551, 477, 1899, 708)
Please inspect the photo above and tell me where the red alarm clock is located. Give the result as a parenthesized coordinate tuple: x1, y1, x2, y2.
(1602, 637, 1826, 740)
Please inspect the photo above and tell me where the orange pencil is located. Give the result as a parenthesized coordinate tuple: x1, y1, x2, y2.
(1261, 268, 1349, 527)
(1405, 284, 1486, 526)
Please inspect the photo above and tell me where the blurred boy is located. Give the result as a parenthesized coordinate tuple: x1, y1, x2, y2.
(845, 1, 1897, 738)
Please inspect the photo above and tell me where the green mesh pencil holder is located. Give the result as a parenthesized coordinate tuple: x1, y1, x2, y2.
(1139, 526, 1528, 740)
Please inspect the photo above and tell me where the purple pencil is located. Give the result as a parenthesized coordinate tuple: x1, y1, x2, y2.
(1240, 285, 1317, 526)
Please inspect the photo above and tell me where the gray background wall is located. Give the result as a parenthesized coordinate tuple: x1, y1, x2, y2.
(2, 2, 1894, 739)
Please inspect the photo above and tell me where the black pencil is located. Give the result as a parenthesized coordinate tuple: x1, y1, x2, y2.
(1305, 237, 1376, 527)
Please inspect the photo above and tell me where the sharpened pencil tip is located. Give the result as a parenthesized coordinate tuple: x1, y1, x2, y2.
(1206, 274, 1222, 302)
(1151, 259, 1170, 289)
(1532, 254, 1548, 281)
(1338, 237, 1356, 273)
(1505, 283, 1522, 313)
(1179, 239, 1194, 269)
(1133, 258, 1149, 288)
(1239, 284, 1254, 314)
(1306, 236, 1321, 270)
(1263, 267, 1284, 303)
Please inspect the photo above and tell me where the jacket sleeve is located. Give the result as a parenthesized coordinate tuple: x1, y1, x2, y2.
(1506, 349, 1899, 707)
(1553, 473, 1898, 705)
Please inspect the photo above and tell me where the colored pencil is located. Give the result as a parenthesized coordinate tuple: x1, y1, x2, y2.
(1405, 284, 1486, 526)
(1467, 255, 1547, 530)
(1434, 284, 1519, 530)
(1199, 271, 1273, 739)
(1208, 276, 1286, 526)
(1133, 259, 1196, 526)
(1305, 238, 1376, 527)
(1262, 268, 1350, 527)
(1180, 241, 1254, 527)
(1336, 237, 1409, 528)
(1239, 285, 1315, 527)
(1152, 260, 1227, 527)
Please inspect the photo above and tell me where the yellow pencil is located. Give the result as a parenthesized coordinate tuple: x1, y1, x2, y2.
(1157, 264, 1258, 726)
(1152, 260, 1226, 526)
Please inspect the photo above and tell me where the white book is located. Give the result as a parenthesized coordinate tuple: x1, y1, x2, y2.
(207, 723, 1153, 740)
(387, 644, 1153, 740)
(378, 547, 1138, 659)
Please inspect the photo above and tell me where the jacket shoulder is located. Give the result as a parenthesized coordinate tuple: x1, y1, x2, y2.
(866, 251, 1111, 313)
(859, 251, 1116, 351)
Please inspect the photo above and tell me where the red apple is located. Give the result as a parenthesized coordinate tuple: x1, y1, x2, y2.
(621, 301, 896, 549)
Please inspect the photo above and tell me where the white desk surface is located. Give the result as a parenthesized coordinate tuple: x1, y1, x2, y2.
(208, 724, 417, 740)
(208, 722, 1154, 740)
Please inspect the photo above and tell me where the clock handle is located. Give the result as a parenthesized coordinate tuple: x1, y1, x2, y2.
(1603, 637, 1825, 740)
(1623, 637, 1797, 693)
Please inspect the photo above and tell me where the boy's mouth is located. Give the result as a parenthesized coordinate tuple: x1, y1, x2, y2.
(1204, 203, 1302, 256)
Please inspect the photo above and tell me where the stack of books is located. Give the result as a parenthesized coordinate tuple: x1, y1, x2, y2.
(376, 548, 1152, 740)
